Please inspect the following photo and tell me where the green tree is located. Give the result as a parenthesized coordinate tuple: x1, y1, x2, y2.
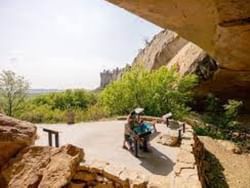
(18, 89, 99, 123)
(100, 66, 198, 118)
(0, 70, 29, 116)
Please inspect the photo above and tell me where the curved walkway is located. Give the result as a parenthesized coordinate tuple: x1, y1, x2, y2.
(35, 121, 178, 178)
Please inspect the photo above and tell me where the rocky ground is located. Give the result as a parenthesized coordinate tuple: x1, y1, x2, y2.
(2, 115, 249, 187)
(35, 121, 179, 179)
(200, 136, 250, 188)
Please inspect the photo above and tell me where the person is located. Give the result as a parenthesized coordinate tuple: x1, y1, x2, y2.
(123, 109, 156, 153)
(123, 111, 137, 150)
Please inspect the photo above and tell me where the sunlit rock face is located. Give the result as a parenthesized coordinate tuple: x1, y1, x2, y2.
(133, 30, 188, 70)
(132, 30, 217, 93)
(106, 0, 250, 102)
(0, 114, 37, 167)
(133, 30, 217, 81)
(0, 144, 84, 188)
(0, 114, 84, 188)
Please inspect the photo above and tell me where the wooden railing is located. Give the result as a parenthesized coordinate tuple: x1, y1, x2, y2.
(43, 128, 60, 147)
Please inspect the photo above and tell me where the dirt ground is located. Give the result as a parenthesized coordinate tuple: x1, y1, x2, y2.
(200, 136, 250, 188)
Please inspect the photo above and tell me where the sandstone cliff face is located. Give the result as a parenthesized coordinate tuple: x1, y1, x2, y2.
(132, 30, 218, 94)
(166, 42, 217, 82)
(134, 30, 187, 70)
(131, 29, 250, 106)
(106, 0, 250, 102)
(106, 0, 250, 72)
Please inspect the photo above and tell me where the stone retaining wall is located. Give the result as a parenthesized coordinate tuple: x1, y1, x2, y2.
(68, 123, 206, 188)
(171, 124, 205, 188)
(68, 160, 148, 188)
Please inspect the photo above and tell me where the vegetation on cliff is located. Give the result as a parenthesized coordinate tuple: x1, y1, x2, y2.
(100, 65, 198, 119)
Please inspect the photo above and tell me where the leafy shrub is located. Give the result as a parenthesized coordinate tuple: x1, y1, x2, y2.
(74, 104, 108, 122)
(191, 95, 243, 140)
(30, 89, 96, 111)
(100, 66, 198, 119)
(203, 95, 242, 130)
(17, 89, 99, 123)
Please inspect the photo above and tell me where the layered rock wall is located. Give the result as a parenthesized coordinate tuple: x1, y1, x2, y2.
(129, 29, 250, 110)
(106, 0, 250, 106)
(132, 30, 218, 96)
(106, 0, 250, 72)
(133, 30, 187, 70)
(171, 124, 205, 188)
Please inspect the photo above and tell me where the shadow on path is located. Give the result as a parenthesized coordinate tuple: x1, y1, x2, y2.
(137, 145, 175, 176)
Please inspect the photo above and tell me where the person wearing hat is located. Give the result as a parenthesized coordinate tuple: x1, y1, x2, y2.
(123, 111, 138, 150)
(123, 108, 154, 153)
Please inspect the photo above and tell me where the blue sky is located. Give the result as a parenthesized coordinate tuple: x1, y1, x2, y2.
(0, 0, 161, 89)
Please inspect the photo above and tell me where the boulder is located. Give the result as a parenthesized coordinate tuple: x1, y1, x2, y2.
(0, 113, 37, 167)
(0, 144, 84, 188)
(216, 139, 242, 154)
(157, 132, 179, 146)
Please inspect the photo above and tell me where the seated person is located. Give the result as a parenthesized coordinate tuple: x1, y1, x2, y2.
(123, 109, 155, 152)
(123, 111, 137, 150)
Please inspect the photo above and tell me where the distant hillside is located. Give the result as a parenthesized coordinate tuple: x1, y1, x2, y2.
(28, 89, 63, 96)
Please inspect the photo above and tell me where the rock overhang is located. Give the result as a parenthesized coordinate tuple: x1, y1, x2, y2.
(105, 0, 250, 70)
(105, 0, 250, 104)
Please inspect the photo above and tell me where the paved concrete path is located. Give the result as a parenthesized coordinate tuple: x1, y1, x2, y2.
(36, 121, 178, 177)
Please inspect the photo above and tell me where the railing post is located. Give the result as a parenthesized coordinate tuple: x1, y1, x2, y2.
(48, 132, 52, 146)
(43, 128, 60, 147)
(178, 129, 182, 140)
(55, 133, 59, 147)
(183, 123, 186, 133)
